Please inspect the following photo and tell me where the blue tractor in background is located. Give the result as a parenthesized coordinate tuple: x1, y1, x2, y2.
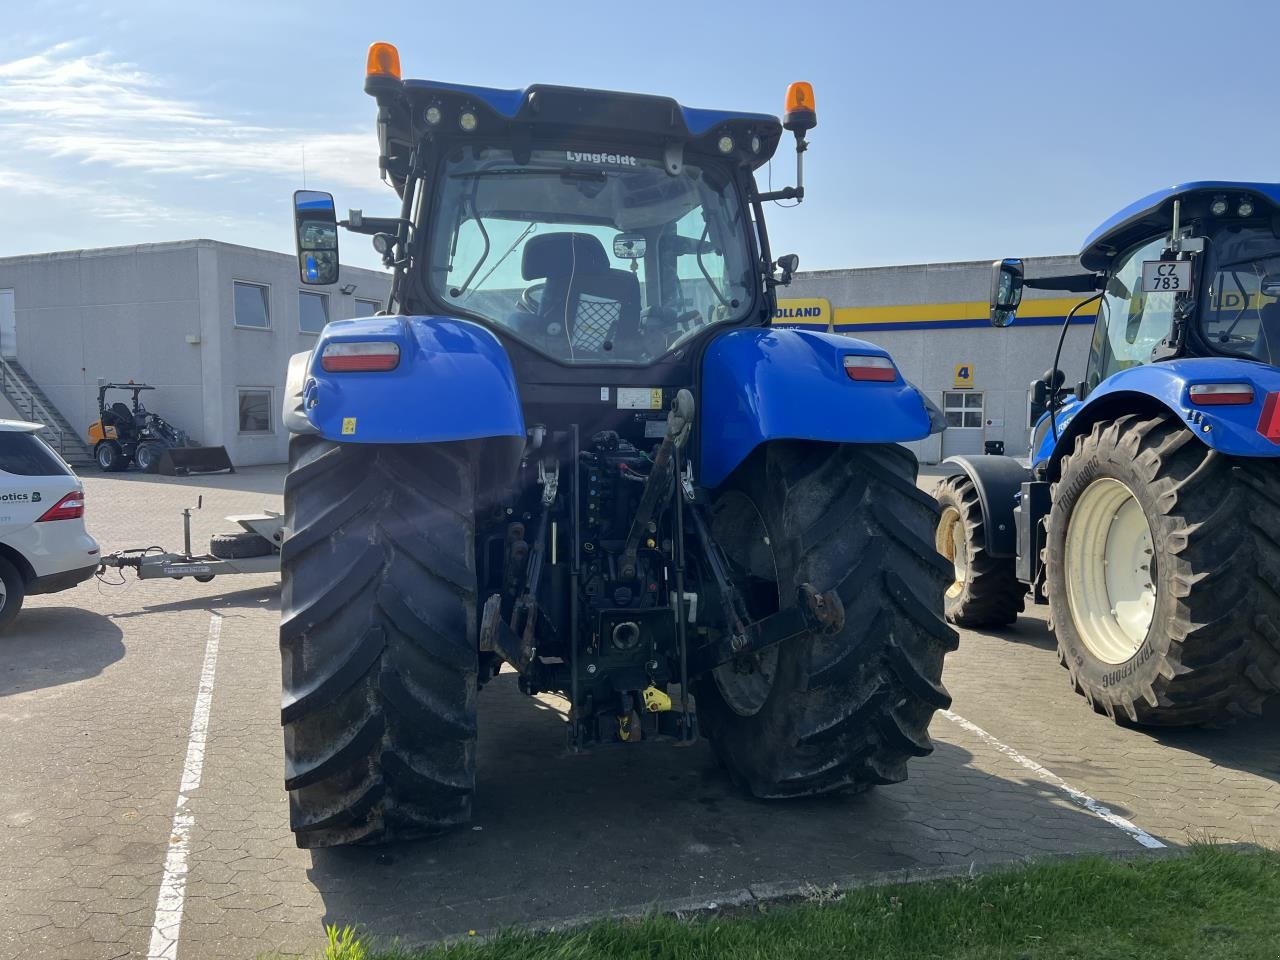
(280, 43, 955, 847)
(936, 183, 1280, 727)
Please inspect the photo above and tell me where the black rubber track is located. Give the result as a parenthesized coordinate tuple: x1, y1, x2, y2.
(1047, 414, 1280, 726)
(694, 441, 959, 798)
(279, 435, 478, 847)
(933, 474, 1026, 627)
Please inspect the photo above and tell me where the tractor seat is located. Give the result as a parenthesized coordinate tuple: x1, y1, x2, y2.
(521, 233, 641, 354)
(102, 402, 135, 433)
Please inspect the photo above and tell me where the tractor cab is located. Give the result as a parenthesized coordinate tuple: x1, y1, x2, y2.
(993, 183, 1280, 388)
(292, 48, 816, 379)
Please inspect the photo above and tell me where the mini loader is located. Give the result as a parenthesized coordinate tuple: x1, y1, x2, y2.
(88, 382, 233, 474)
(938, 183, 1280, 727)
(281, 43, 957, 847)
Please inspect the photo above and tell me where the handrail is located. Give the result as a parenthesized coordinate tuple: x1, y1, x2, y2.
(0, 359, 78, 459)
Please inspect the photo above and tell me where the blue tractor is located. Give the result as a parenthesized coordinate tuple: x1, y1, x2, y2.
(280, 43, 956, 847)
(936, 183, 1280, 727)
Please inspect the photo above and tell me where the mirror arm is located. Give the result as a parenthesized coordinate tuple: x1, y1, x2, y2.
(1023, 273, 1105, 293)
(341, 215, 406, 236)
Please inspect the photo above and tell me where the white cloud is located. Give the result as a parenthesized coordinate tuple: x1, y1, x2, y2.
(0, 45, 380, 191)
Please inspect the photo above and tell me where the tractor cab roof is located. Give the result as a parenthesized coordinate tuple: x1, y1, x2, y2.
(369, 76, 784, 190)
(1080, 181, 1280, 272)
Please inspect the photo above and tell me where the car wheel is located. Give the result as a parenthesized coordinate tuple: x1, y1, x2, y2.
(0, 555, 27, 631)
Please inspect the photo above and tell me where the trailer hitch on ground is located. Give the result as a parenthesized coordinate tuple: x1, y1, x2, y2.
(97, 498, 282, 583)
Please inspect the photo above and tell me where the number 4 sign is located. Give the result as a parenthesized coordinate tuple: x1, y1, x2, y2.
(1142, 260, 1191, 294)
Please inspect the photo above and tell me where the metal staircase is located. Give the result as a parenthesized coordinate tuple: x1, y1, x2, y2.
(0, 360, 95, 467)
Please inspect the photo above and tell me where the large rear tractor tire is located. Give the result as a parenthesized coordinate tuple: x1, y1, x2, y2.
(280, 434, 478, 847)
(933, 474, 1025, 627)
(1047, 414, 1280, 726)
(694, 442, 959, 798)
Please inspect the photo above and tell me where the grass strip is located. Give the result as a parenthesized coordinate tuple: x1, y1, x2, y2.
(316, 846, 1280, 960)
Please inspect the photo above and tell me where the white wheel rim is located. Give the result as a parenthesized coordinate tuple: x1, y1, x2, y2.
(935, 505, 968, 599)
(1064, 478, 1156, 664)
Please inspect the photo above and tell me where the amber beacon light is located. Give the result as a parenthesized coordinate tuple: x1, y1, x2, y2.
(366, 42, 401, 80)
(784, 81, 817, 132)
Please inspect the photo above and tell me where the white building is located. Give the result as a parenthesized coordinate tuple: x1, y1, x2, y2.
(0, 240, 391, 466)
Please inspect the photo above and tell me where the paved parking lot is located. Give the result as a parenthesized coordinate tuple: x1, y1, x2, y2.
(1, 464, 1276, 960)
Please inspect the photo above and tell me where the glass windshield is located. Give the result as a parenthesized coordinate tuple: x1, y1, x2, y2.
(1086, 236, 1176, 388)
(1201, 227, 1280, 365)
(425, 146, 754, 363)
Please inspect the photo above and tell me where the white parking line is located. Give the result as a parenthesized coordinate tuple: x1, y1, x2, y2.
(941, 710, 1165, 850)
(148, 613, 223, 960)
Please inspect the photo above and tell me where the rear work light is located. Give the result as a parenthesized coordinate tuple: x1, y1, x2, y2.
(320, 341, 401, 372)
(1259, 392, 1280, 443)
(1189, 382, 1254, 406)
(843, 354, 897, 382)
(36, 491, 84, 522)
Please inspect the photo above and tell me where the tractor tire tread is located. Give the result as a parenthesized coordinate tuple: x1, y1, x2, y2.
(932, 474, 1025, 627)
(280, 434, 477, 848)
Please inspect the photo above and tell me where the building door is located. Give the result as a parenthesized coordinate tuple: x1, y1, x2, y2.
(941, 390, 985, 457)
(0, 290, 14, 360)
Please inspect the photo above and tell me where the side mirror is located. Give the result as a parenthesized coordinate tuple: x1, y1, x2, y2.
(293, 190, 340, 285)
(990, 258, 1024, 327)
(776, 253, 799, 285)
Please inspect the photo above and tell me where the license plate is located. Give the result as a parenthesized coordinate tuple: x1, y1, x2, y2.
(1141, 260, 1191, 293)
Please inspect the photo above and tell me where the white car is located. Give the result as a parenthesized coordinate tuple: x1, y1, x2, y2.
(0, 420, 100, 629)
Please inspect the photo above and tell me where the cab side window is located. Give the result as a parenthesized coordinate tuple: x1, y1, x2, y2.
(1086, 236, 1176, 388)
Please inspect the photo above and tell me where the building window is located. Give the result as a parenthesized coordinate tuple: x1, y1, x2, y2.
(233, 281, 270, 329)
(238, 389, 273, 434)
(354, 297, 382, 315)
(943, 391, 984, 428)
(299, 291, 329, 334)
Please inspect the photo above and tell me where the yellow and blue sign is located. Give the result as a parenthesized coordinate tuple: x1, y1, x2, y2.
(829, 297, 1100, 332)
(774, 297, 832, 331)
(953, 363, 975, 389)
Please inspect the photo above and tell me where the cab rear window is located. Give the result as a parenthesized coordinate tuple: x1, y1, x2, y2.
(0, 432, 72, 477)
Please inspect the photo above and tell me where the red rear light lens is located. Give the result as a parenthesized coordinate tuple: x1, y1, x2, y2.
(37, 491, 84, 522)
(843, 354, 897, 382)
(1189, 382, 1254, 406)
(1259, 392, 1280, 443)
(320, 341, 400, 372)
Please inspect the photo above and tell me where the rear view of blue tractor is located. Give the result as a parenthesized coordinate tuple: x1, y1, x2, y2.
(938, 183, 1280, 726)
(279, 43, 956, 847)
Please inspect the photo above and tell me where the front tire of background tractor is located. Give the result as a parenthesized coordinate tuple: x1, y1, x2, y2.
(96, 441, 126, 472)
(933, 474, 1025, 627)
(1047, 414, 1280, 726)
(279, 435, 478, 847)
(694, 442, 959, 798)
(135, 442, 162, 473)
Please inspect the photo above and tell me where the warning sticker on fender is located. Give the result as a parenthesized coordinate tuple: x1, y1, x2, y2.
(617, 388, 663, 410)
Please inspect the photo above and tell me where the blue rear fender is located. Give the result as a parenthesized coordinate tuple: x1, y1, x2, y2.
(299, 315, 526, 444)
(699, 328, 938, 489)
(1033, 357, 1280, 469)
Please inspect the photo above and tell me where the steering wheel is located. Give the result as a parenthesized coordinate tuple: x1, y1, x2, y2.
(516, 282, 544, 315)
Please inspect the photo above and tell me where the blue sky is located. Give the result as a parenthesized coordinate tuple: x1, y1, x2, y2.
(2, 0, 1279, 273)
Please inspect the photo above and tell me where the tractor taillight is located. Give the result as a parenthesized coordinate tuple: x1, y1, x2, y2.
(1188, 382, 1254, 406)
(36, 491, 84, 522)
(320, 341, 401, 372)
(1259, 392, 1280, 443)
(843, 354, 897, 382)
